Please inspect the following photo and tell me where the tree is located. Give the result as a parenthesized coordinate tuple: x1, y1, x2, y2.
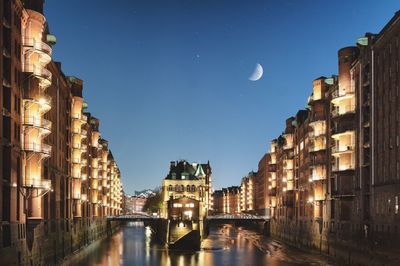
(143, 192, 163, 214)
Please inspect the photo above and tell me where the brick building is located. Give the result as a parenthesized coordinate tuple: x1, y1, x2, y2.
(0, 1, 123, 264)
(260, 11, 400, 263)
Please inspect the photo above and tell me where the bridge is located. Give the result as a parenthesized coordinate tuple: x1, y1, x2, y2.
(106, 213, 160, 221)
(107, 213, 269, 222)
(206, 213, 269, 222)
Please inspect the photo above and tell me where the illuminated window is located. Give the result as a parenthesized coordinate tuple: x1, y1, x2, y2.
(173, 203, 182, 208)
(396, 196, 399, 214)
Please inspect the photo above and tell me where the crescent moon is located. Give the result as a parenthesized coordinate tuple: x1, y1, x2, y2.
(249, 63, 263, 81)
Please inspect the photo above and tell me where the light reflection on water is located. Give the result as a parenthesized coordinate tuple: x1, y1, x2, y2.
(71, 222, 334, 266)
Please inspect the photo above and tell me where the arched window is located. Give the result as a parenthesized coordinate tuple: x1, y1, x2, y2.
(175, 184, 179, 192)
(168, 185, 173, 191)
(181, 185, 185, 192)
(186, 185, 190, 192)
(191, 185, 196, 192)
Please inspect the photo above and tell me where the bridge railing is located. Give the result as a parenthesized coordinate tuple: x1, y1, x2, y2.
(207, 214, 269, 220)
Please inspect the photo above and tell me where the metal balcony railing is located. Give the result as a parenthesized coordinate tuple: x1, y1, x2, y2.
(332, 105, 356, 117)
(22, 64, 52, 82)
(23, 116, 52, 131)
(23, 178, 51, 189)
(23, 38, 52, 57)
(72, 193, 81, 200)
(332, 163, 355, 172)
(23, 142, 51, 156)
(309, 130, 325, 138)
(332, 145, 354, 155)
(309, 143, 326, 153)
(331, 89, 355, 100)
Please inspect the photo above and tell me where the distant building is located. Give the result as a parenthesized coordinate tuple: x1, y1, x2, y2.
(212, 190, 224, 214)
(222, 186, 241, 214)
(240, 171, 257, 213)
(124, 195, 147, 214)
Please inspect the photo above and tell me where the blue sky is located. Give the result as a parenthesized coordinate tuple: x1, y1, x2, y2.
(45, 0, 399, 194)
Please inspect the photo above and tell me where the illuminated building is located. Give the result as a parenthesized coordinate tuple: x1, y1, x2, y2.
(0, 1, 123, 263)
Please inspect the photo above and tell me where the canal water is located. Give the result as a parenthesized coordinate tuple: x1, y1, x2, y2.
(67, 222, 335, 266)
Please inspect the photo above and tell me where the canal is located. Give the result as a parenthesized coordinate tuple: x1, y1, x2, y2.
(67, 222, 335, 266)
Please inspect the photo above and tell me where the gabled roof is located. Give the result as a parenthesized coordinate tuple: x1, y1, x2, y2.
(165, 160, 199, 180)
(194, 164, 206, 177)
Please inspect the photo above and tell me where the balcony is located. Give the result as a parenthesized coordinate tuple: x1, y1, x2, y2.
(81, 144, 88, 152)
(22, 64, 52, 86)
(72, 157, 81, 164)
(332, 163, 355, 172)
(331, 89, 355, 104)
(332, 145, 354, 156)
(332, 105, 356, 118)
(71, 127, 81, 135)
(22, 38, 52, 62)
(309, 129, 325, 139)
(72, 193, 81, 200)
(71, 113, 88, 123)
(23, 142, 51, 157)
(23, 179, 51, 190)
(309, 174, 326, 182)
(22, 116, 52, 133)
(283, 159, 293, 169)
(309, 142, 326, 153)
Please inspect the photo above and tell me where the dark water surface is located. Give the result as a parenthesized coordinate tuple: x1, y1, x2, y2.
(67, 222, 335, 266)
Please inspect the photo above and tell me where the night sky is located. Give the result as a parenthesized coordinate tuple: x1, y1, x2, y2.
(44, 0, 399, 194)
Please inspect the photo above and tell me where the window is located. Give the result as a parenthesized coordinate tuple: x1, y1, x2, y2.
(168, 185, 172, 191)
(186, 185, 190, 192)
(181, 185, 184, 192)
(396, 196, 399, 214)
(175, 185, 179, 192)
(191, 185, 196, 192)
(173, 203, 182, 208)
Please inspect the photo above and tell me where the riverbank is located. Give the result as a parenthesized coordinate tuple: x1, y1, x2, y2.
(0, 218, 119, 265)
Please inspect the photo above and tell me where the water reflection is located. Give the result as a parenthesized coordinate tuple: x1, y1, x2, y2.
(71, 222, 334, 266)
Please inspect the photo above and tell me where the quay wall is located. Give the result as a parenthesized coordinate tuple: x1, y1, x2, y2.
(0, 218, 119, 265)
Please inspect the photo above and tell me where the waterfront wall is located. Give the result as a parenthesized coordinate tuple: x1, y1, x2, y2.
(270, 219, 400, 266)
(0, 218, 119, 265)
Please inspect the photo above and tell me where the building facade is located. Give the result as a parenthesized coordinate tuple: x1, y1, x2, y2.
(0, 1, 123, 264)
(258, 11, 400, 263)
(160, 160, 210, 219)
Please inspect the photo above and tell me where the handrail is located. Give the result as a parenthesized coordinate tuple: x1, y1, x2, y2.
(331, 89, 355, 99)
(23, 178, 51, 189)
(23, 142, 51, 155)
(23, 116, 52, 130)
(22, 64, 52, 81)
(332, 145, 354, 154)
(332, 105, 356, 117)
(22, 37, 52, 56)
